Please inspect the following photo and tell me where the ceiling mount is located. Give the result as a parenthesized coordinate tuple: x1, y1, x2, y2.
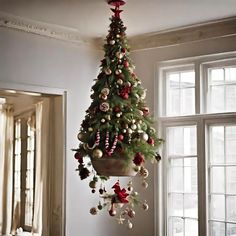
(108, 0, 126, 7)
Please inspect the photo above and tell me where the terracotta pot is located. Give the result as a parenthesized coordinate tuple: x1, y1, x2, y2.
(91, 157, 137, 177)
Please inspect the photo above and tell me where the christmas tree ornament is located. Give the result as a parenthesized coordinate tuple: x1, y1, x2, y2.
(90, 207, 98, 215)
(92, 149, 103, 158)
(88, 127, 93, 132)
(101, 88, 110, 95)
(142, 201, 149, 211)
(99, 102, 110, 112)
(128, 209, 135, 218)
(117, 79, 123, 85)
(104, 68, 112, 75)
(109, 208, 117, 217)
(109, 39, 116, 45)
(73, 0, 162, 228)
(127, 220, 133, 230)
(142, 180, 148, 189)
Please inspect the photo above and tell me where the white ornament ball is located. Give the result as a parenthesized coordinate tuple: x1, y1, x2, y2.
(109, 40, 115, 45)
(122, 129, 127, 134)
(127, 220, 133, 230)
(116, 113, 121, 118)
(115, 69, 122, 75)
(141, 133, 149, 141)
(127, 128, 133, 134)
(117, 79, 123, 85)
(101, 118, 106, 123)
(131, 124, 137, 130)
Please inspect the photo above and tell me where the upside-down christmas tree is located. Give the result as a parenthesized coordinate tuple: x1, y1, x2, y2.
(74, 0, 162, 229)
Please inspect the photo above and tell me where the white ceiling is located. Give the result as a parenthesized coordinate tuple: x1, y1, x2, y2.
(0, 0, 236, 38)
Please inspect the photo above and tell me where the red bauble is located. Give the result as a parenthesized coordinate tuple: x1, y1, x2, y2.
(121, 48, 126, 53)
(109, 208, 117, 217)
(148, 137, 155, 145)
(118, 134, 124, 141)
(133, 152, 145, 166)
(121, 93, 129, 99)
(114, 106, 121, 113)
(116, 73, 125, 80)
(74, 152, 83, 163)
(124, 60, 129, 68)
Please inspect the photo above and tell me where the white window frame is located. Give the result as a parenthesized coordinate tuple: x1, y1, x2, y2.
(155, 52, 236, 236)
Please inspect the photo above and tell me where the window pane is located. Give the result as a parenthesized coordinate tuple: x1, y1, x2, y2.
(209, 85, 225, 113)
(226, 126, 236, 164)
(226, 85, 236, 111)
(168, 89, 181, 116)
(225, 67, 236, 81)
(185, 219, 198, 236)
(169, 193, 183, 216)
(226, 167, 236, 194)
(168, 73, 180, 89)
(169, 217, 184, 236)
(227, 223, 236, 236)
(170, 166, 183, 192)
(168, 126, 196, 156)
(208, 67, 236, 113)
(226, 196, 236, 222)
(210, 194, 225, 221)
(180, 71, 195, 88)
(181, 88, 195, 115)
(166, 69, 195, 116)
(210, 126, 224, 164)
(184, 194, 198, 218)
(184, 158, 197, 193)
(211, 167, 225, 193)
(210, 68, 224, 85)
(210, 221, 225, 236)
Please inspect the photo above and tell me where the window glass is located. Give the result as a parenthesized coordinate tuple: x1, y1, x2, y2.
(166, 70, 195, 116)
(167, 126, 198, 236)
(208, 67, 236, 113)
(209, 125, 236, 235)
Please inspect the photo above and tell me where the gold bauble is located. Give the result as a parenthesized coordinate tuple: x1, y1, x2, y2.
(92, 149, 103, 158)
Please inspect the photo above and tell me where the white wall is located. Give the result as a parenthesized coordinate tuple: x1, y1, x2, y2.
(1, 25, 236, 236)
(130, 35, 236, 236)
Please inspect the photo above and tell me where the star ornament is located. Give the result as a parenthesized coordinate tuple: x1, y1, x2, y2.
(111, 8, 123, 18)
(116, 216, 125, 224)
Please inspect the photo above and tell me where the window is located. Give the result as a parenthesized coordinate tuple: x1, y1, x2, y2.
(158, 55, 236, 236)
(208, 125, 236, 235)
(167, 126, 198, 236)
(13, 115, 36, 231)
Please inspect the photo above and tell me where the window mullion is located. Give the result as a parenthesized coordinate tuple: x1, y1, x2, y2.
(195, 62, 201, 114)
(197, 119, 207, 236)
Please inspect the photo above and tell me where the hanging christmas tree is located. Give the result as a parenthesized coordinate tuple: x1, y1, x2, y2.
(73, 0, 162, 229)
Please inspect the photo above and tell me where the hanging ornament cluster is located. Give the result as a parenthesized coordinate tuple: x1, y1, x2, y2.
(73, 0, 163, 229)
